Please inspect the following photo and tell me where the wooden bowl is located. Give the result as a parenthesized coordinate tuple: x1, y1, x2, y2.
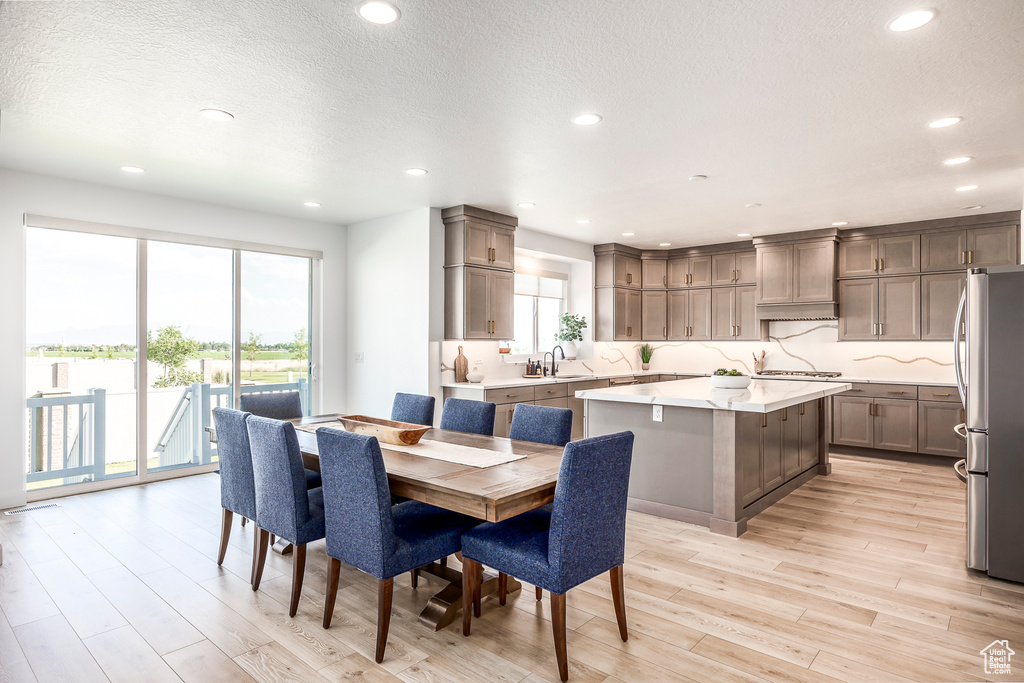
(336, 415, 430, 446)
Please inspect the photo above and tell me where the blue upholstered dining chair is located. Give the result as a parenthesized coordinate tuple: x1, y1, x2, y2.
(316, 427, 480, 663)
(460, 431, 635, 682)
(509, 403, 573, 447)
(241, 391, 322, 489)
(391, 392, 436, 426)
(247, 416, 326, 617)
(439, 398, 496, 436)
(211, 408, 258, 575)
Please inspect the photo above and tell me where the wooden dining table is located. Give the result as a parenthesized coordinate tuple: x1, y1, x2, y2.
(214, 414, 566, 630)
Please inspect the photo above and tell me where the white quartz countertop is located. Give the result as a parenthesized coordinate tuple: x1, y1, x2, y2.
(440, 371, 687, 390)
(576, 377, 853, 413)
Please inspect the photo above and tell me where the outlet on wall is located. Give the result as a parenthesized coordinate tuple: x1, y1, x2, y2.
(653, 405, 663, 422)
(355, 352, 364, 363)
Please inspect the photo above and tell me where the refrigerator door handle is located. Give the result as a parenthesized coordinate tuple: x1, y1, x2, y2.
(954, 422, 968, 442)
(954, 459, 968, 484)
(953, 287, 967, 406)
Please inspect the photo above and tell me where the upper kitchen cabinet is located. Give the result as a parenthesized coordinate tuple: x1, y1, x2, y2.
(921, 272, 966, 341)
(754, 229, 838, 320)
(666, 255, 712, 287)
(443, 205, 516, 339)
(667, 288, 711, 340)
(711, 285, 757, 340)
(839, 275, 920, 341)
(595, 287, 641, 341)
(641, 290, 668, 340)
(443, 205, 516, 271)
(922, 225, 1017, 271)
(711, 250, 757, 286)
(839, 235, 920, 277)
(595, 244, 642, 288)
(641, 252, 668, 289)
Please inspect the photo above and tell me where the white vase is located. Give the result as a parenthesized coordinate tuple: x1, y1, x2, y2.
(564, 340, 578, 360)
(642, 362, 650, 371)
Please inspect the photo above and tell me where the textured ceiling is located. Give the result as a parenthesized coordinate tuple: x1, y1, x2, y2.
(2, 0, 1023, 247)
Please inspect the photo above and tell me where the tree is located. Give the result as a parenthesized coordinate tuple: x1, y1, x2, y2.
(148, 325, 202, 388)
(292, 328, 308, 363)
(243, 331, 263, 379)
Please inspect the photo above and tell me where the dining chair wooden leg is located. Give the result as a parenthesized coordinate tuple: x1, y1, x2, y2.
(217, 509, 233, 566)
(323, 557, 342, 628)
(550, 591, 569, 682)
(252, 528, 270, 591)
(498, 572, 507, 605)
(289, 544, 307, 617)
(536, 586, 543, 601)
(250, 528, 260, 585)
(411, 568, 419, 588)
(473, 561, 482, 617)
(461, 558, 477, 636)
(440, 556, 448, 568)
(241, 517, 247, 527)
(375, 578, 394, 663)
(610, 564, 628, 642)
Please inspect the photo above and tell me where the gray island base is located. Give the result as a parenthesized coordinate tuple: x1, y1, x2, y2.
(579, 378, 852, 536)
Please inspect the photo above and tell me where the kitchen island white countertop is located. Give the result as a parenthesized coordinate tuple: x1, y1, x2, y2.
(577, 377, 852, 413)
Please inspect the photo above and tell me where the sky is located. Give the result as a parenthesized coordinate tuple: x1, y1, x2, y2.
(25, 228, 310, 346)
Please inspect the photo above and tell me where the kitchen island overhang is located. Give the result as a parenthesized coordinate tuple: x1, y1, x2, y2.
(578, 378, 852, 537)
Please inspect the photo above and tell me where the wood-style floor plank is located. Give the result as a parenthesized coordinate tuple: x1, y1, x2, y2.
(2, 454, 1022, 683)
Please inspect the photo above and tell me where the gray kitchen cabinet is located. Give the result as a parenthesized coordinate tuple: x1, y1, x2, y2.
(736, 251, 757, 285)
(738, 412, 764, 507)
(798, 400, 820, 472)
(874, 398, 918, 452)
(921, 272, 966, 341)
(967, 224, 1018, 268)
(641, 290, 667, 340)
(567, 379, 610, 441)
(614, 254, 642, 288)
(444, 207, 516, 271)
(838, 279, 879, 341)
(740, 403, 813, 508)
(878, 276, 920, 340)
(712, 253, 737, 286)
(710, 285, 757, 340)
(840, 235, 920, 277)
(762, 410, 784, 495)
(782, 406, 802, 481)
(921, 230, 968, 272)
(667, 289, 711, 340)
(642, 256, 667, 289)
(445, 266, 513, 339)
(918, 401, 966, 458)
(667, 258, 690, 288)
(533, 396, 569, 409)
(595, 286, 641, 341)
(793, 240, 836, 302)
(756, 244, 793, 304)
(832, 395, 874, 448)
(689, 256, 712, 287)
(667, 256, 712, 287)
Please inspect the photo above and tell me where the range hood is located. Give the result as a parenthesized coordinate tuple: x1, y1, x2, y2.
(756, 302, 838, 321)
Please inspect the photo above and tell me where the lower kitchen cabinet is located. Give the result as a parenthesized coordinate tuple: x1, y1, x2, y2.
(740, 402, 819, 508)
(783, 402, 820, 481)
(918, 400, 966, 457)
(874, 398, 918, 452)
(832, 395, 874, 448)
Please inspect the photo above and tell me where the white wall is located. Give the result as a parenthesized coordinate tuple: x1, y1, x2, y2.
(0, 167, 348, 509)
(346, 208, 444, 421)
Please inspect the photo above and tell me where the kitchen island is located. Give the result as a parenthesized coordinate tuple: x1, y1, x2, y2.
(578, 377, 851, 536)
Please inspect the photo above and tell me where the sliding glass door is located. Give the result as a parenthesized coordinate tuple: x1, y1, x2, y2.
(24, 221, 319, 496)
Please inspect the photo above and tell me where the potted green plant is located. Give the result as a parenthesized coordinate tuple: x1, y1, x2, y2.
(557, 313, 587, 359)
(639, 343, 654, 371)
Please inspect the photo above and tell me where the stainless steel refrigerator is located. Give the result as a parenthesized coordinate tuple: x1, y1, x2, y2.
(954, 265, 1024, 583)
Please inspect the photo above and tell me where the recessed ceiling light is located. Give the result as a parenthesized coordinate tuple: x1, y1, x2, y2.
(572, 113, 602, 126)
(517, 202, 535, 208)
(200, 108, 234, 122)
(887, 9, 935, 32)
(303, 201, 321, 208)
(120, 165, 145, 173)
(956, 185, 978, 192)
(659, 243, 672, 247)
(944, 156, 972, 165)
(357, 1, 400, 24)
(622, 232, 635, 237)
(576, 219, 591, 224)
(745, 203, 761, 208)
(688, 175, 708, 181)
(962, 205, 984, 211)
(737, 233, 751, 237)
(405, 168, 427, 176)
(929, 116, 962, 128)
(832, 221, 849, 226)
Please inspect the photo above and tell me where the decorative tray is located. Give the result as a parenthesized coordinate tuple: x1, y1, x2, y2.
(521, 373, 546, 379)
(336, 415, 430, 446)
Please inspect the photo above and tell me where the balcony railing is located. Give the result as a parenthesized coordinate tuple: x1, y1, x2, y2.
(26, 388, 105, 486)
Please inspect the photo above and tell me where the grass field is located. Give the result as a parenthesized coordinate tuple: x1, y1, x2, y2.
(28, 350, 301, 360)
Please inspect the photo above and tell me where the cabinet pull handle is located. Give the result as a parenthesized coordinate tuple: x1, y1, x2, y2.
(934, 392, 951, 397)
(800, 404, 805, 416)
(872, 322, 877, 335)
(506, 393, 518, 398)
(961, 251, 966, 264)
(627, 273, 631, 284)
(627, 326, 632, 337)
(848, 388, 862, 392)
(878, 322, 884, 336)
(888, 390, 904, 394)
(664, 326, 667, 337)
(663, 275, 667, 285)
(874, 258, 879, 271)
(762, 414, 767, 428)
(879, 257, 884, 271)
(782, 407, 788, 422)
(968, 250, 973, 264)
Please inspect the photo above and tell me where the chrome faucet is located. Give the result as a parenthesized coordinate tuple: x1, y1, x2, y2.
(543, 345, 565, 377)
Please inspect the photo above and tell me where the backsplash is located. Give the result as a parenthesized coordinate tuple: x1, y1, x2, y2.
(439, 321, 957, 384)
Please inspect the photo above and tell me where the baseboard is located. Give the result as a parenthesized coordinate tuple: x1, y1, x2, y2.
(627, 497, 711, 527)
(0, 489, 28, 511)
(829, 445, 961, 467)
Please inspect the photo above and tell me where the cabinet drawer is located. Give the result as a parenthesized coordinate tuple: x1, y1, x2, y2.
(485, 386, 536, 404)
(535, 383, 568, 399)
(607, 376, 639, 387)
(569, 379, 610, 392)
(918, 386, 959, 403)
(839, 383, 918, 399)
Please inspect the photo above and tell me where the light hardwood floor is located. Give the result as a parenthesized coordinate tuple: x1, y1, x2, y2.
(1, 454, 1023, 682)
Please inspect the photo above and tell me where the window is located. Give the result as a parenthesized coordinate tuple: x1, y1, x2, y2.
(509, 270, 567, 356)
